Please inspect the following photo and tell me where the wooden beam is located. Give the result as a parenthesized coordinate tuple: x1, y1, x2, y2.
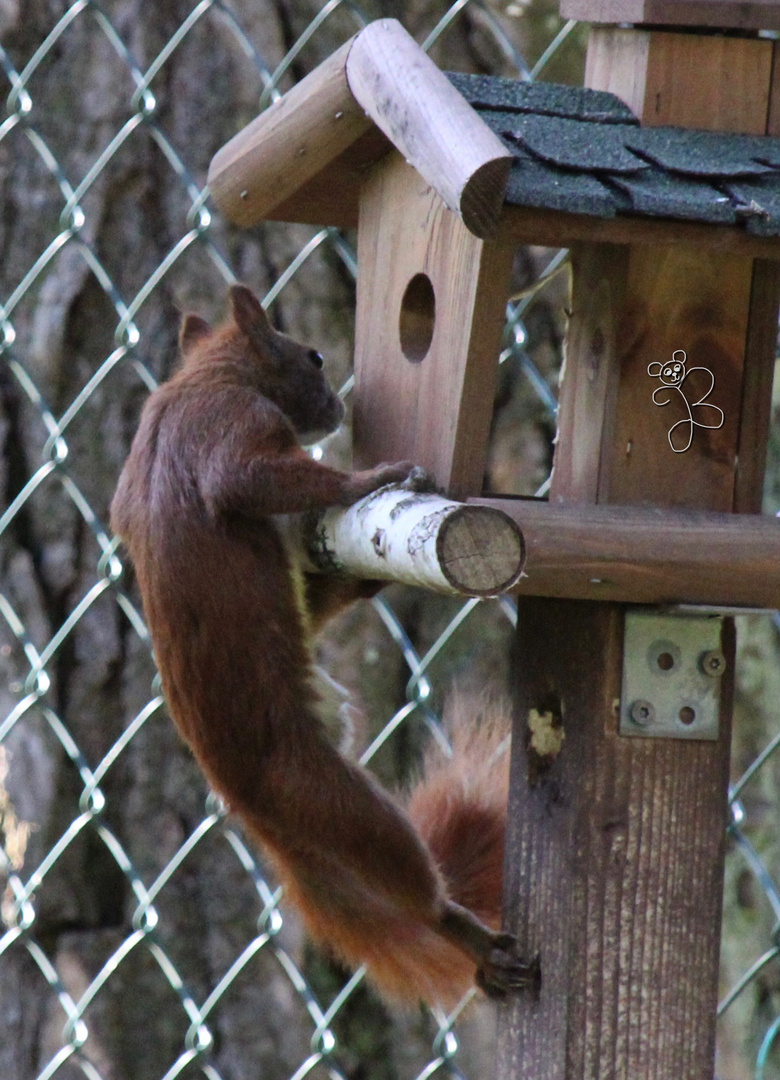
(500, 204, 780, 262)
(474, 498, 780, 608)
(300, 486, 525, 596)
(208, 19, 511, 238)
(345, 19, 512, 238)
(207, 37, 370, 228)
(352, 154, 515, 498)
(561, 0, 780, 31)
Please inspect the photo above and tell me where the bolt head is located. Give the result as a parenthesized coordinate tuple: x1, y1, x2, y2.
(630, 699, 655, 726)
(701, 650, 726, 677)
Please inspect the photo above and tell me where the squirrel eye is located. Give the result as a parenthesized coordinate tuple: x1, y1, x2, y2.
(308, 349, 323, 369)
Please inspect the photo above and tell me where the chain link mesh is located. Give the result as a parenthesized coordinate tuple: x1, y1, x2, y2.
(0, 2, 778, 1078)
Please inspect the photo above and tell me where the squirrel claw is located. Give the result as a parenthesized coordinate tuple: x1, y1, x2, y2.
(475, 936, 541, 999)
(401, 465, 439, 494)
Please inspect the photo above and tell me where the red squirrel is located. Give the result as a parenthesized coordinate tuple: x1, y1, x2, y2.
(110, 284, 535, 1007)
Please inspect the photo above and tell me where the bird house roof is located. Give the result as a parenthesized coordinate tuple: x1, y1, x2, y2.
(451, 72, 780, 238)
(208, 18, 780, 249)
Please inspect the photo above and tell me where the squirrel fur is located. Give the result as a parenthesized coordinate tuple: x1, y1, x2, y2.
(110, 284, 533, 1008)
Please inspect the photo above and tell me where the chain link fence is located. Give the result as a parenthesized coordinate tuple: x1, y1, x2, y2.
(0, 2, 779, 1078)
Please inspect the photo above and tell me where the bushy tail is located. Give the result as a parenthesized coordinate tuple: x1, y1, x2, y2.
(264, 695, 512, 1009)
(405, 695, 511, 932)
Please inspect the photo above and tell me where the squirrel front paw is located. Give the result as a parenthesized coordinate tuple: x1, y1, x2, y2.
(371, 462, 439, 492)
(400, 465, 439, 493)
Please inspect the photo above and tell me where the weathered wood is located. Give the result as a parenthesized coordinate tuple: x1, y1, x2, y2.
(208, 18, 511, 238)
(585, 29, 773, 133)
(474, 497, 780, 608)
(353, 153, 515, 498)
(561, 0, 780, 31)
(300, 486, 525, 596)
(584, 29, 774, 129)
(500, 596, 733, 1080)
(584, 30, 774, 511)
(345, 19, 512, 238)
(207, 37, 370, 228)
(499, 205, 780, 261)
(258, 127, 391, 230)
(549, 243, 629, 502)
(498, 24, 775, 1080)
(735, 259, 780, 512)
(602, 246, 753, 510)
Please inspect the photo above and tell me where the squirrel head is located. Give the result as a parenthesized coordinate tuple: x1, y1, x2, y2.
(179, 285, 345, 445)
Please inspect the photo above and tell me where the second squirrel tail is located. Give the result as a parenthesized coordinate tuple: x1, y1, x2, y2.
(405, 695, 511, 935)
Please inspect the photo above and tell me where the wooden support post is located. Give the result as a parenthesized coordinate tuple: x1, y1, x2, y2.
(497, 18, 780, 1080)
(353, 154, 515, 498)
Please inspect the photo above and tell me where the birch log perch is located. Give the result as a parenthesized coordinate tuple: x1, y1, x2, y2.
(302, 485, 525, 596)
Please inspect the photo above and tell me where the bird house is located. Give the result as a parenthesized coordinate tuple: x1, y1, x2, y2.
(209, 7, 780, 1076)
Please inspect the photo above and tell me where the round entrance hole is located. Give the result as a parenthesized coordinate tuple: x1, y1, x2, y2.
(399, 273, 435, 363)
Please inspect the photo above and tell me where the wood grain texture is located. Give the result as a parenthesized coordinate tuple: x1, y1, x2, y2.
(345, 18, 512, 238)
(603, 245, 753, 510)
(498, 26, 773, 1080)
(551, 243, 629, 503)
(585, 29, 773, 132)
(735, 259, 780, 512)
(302, 489, 525, 596)
(562, 0, 780, 31)
(499, 597, 733, 1080)
(586, 31, 774, 511)
(207, 37, 369, 227)
(474, 497, 780, 608)
(352, 153, 515, 498)
(499, 205, 780, 261)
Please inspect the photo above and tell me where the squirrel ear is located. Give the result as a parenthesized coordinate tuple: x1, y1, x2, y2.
(179, 313, 212, 354)
(230, 284, 272, 340)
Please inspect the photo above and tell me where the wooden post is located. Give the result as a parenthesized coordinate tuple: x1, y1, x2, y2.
(497, 12, 780, 1080)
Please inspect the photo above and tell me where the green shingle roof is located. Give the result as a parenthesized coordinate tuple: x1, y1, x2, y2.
(449, 72, 780, 236)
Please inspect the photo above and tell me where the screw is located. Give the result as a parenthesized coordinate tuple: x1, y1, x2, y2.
(630, 699, 655, 726)
(700, 650, 726, 677)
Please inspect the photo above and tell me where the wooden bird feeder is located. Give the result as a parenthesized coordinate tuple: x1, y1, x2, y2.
(209, 7, 780, 1077)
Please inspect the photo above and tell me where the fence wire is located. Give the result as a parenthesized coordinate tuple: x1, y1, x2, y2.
(0, 2, 778, 1079)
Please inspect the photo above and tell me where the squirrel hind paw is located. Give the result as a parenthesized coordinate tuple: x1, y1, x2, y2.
(475, 935, 541, 999)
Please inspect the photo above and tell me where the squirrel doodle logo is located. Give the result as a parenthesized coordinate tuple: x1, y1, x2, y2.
(647, 349, 724, 454)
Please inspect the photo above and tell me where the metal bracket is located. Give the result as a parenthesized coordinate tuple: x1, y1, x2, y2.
(619, 609, 725, 741)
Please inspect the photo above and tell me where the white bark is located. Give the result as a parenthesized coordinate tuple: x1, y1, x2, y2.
(303, 484, 525, 596)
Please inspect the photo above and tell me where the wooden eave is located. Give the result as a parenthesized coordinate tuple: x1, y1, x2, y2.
(207, 19, 513, 239)
(209, 21, 780, 258)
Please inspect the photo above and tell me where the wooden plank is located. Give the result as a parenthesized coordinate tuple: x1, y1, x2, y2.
(585, 29, 773, 132)
(499, 205, 780, 261)
(260, 128, 391, 230)
(603, 246, 753, 510)
(474, 497, 780, 608)
(549, 243, 629, 502)
(207, 37, 369, 228)
(562, 0, 780, 32)
(345, 19, 512, 238)
(768, 39, 780, 138)
(498, 596, 733, 1080)
(352, 153, 515, 498)
(735, 259, 780, 512)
